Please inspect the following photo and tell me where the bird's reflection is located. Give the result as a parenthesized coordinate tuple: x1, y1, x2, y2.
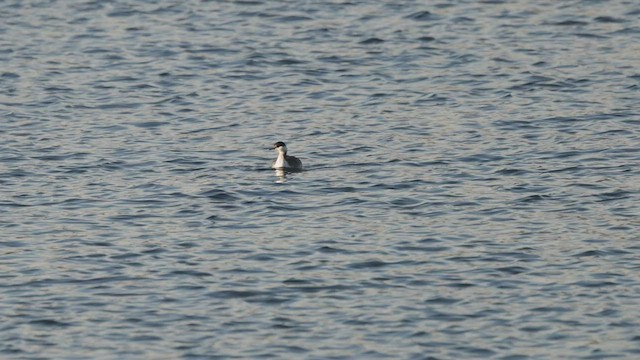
(274, 168, 287, 183)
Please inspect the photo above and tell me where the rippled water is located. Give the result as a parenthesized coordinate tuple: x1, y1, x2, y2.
(2, 0, 640, 359)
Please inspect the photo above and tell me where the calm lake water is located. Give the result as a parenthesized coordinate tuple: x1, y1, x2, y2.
(1, 0, 639, 359)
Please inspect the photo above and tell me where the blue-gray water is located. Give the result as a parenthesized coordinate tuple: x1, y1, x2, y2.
(1, 1, 640, 359)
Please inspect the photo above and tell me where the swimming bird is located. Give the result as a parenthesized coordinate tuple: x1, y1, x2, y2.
(271, 141, 303, 170)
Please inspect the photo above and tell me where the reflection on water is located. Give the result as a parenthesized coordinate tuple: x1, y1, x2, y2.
(274, 168, 287, 182)
(1, 0, 639, 359)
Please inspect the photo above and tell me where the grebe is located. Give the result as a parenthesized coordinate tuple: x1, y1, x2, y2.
(271, 141, 303, 170)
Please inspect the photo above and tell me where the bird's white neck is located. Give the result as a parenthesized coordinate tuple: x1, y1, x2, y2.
(273, 152, 289, 168)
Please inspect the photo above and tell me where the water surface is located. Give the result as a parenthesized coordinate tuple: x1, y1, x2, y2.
(1, 0, 639, 359)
